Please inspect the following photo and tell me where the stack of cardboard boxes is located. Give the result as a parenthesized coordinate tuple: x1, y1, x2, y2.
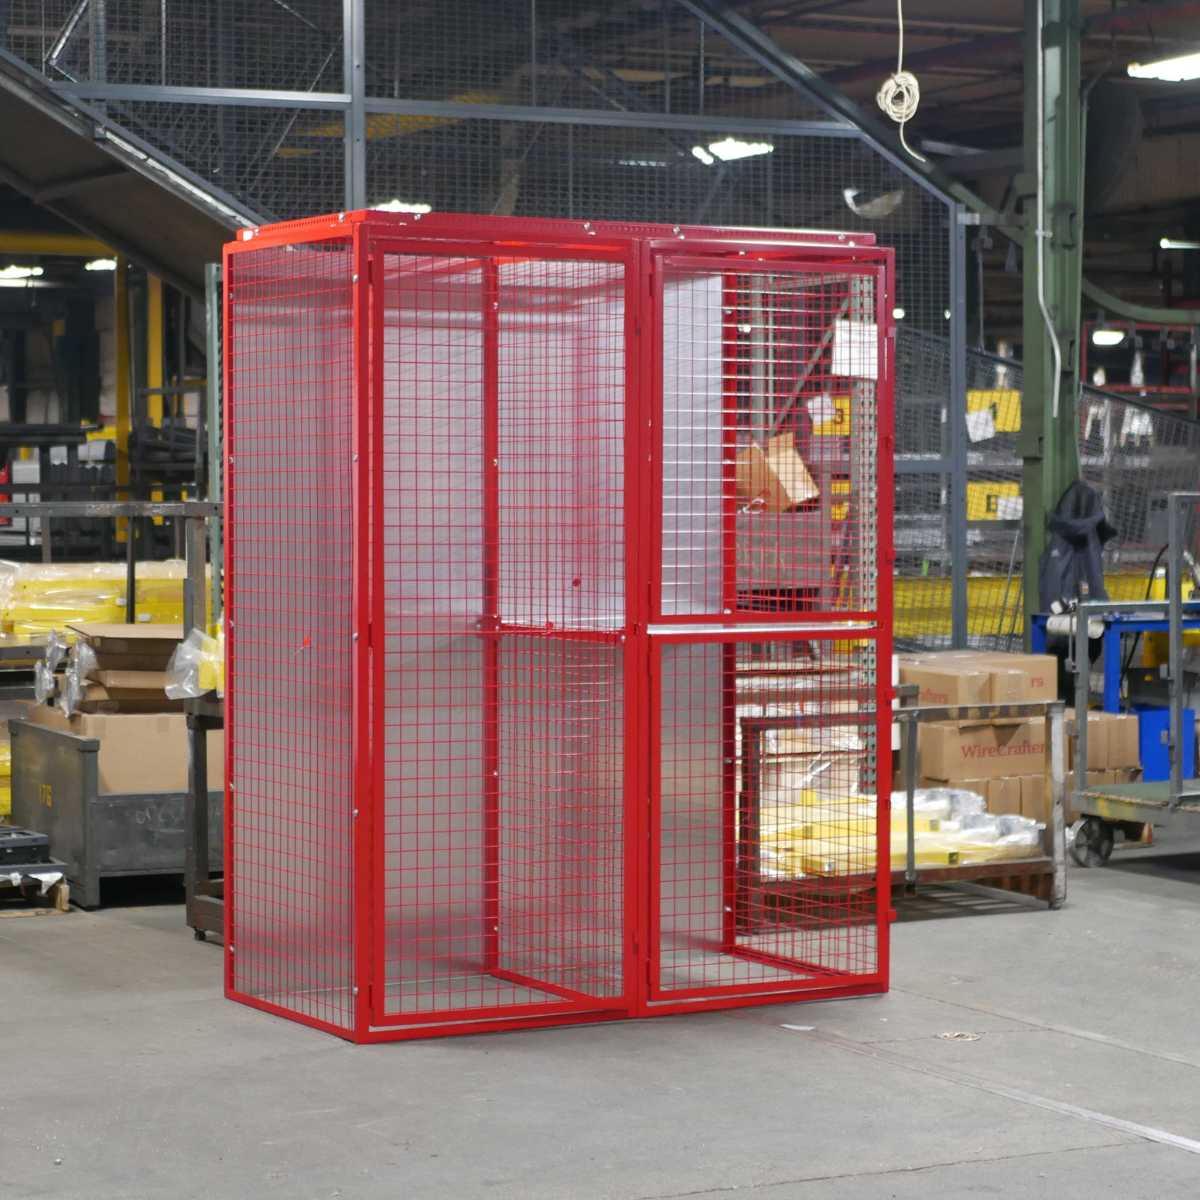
(21, 622, 223, 795)
(899, 650, 1141, 824)
(66, 622, 185, 713)
(1063, 707, 1142, 804)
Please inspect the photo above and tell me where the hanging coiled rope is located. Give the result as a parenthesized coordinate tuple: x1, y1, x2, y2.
(876, 0, 926, 163)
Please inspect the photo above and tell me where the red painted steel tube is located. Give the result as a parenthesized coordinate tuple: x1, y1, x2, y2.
(223, 213, 894, 1042)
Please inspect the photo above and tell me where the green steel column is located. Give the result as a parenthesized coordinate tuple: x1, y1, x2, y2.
(1022, 0, 1083, 642)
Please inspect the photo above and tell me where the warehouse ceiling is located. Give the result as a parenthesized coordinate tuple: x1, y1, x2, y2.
(552, 0, 1200, 327)
(4, 0, 1200, 329)
(665, 0, 1200, 327)
(354, 0, 1200, 327)
(0, 47, 259, 297)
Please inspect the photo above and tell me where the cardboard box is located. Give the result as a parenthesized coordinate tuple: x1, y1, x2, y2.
(939, 651, 1058, 704)
(1108, 714, 1140, 769)
(76, 684, 184, 715)
(916, 775, 1021, 816)
(918, 718, 1044, 782)
(735, 433, 819, 513)
(985, 667, 1027, 706)
(67, 622, 182, 672)
(981, 652, 1058, 704)
(898, 661, 990, 708)
(1066, 707, 1109, 770)
(916, 776, 989, 800)
(1019, 774, 1045, 822)
(20, 706, 220, 794)
(986, 775, 1023, 816)
(1028, 769, 1114, 822)
(93, 669, 171, 699)
(898, 650, 1058, 719)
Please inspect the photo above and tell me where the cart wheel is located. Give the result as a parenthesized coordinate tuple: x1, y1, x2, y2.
(1069, 817, 1114, 868)
(193, 928, 207, 942)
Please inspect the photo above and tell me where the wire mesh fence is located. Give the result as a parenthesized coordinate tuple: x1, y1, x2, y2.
(894, 333, 1200, 651)
(9, 0, 342, 89)
(108, 100, 346, 219)
(5, 4, 947, 327)
(14, 0, 1193, 658)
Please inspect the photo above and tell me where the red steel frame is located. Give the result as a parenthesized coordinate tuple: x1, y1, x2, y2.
(224, 211, 895, 1042)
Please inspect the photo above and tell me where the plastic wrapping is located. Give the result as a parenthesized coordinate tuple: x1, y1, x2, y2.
(0, 559, 205, 636)
(44, 629, 68, 672)
(165, 627, 224, 699)
(58, 666, 83, 716)
(69, 640, 98, 679)
(33, 659, 56, 704)
(759, 787, 1045, 879)
(44, 634, 101, 716)
(892, 786, 988, 821)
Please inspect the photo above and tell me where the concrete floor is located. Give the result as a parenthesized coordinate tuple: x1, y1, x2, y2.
(6, 849, 1200, 1199)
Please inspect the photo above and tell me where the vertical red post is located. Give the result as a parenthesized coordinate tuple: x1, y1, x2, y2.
(481, 258, 501, 973)
(625, 243, 653, 1014)
(719, 275, 741, 950)
(721, 641, 740, 948)
(720, 273, 741, 617)
(872, 258, 897, 988)
(221, 243, 236, 1002)
(351, 227, 376, 1037)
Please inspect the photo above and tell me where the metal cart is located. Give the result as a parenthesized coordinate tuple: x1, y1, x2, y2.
(895, 699, 1067, 906)
(1069, 492, 1200, 865)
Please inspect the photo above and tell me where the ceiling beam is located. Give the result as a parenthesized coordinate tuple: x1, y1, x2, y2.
(33, 166, 126, 203)
(824, 0, 1200, 89)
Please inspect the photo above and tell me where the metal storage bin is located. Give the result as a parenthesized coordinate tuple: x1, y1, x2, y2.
(9, 719, 223, 908)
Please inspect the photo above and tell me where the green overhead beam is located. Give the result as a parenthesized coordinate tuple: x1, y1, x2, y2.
(1082, 277, 1200, 326)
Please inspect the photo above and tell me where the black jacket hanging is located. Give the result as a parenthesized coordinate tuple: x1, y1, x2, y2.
(1038, 479, 1117, 611)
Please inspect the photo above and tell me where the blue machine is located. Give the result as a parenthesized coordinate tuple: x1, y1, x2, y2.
(1135, 705, 1196, 782)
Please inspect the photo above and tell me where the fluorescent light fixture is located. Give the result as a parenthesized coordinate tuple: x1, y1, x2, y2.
(0, 264, 43, 280)
(371, 198, 432, 213)
(84, 257, 117, 271)
(1160, 237, 1200, 250)
(1128, 52, 1200, 82)
(619, 158, 670, 168)
(1091, 328, 1126, 347)
(691, 138, 774, 165)
(707, 137, 773, 161)
(892, 306, 906, 320)
(0, 279, 50, 289)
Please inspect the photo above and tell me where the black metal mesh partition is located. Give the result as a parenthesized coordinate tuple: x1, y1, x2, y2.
(959, 348, 1200, 650)
(5, 0, 959, 646)
(12, 0, 342, 89)
(107, 101, 346, 220)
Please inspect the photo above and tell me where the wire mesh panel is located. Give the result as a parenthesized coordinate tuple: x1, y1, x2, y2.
(652, 635, 885, 1000)
(375, 243, 630, 1027)
(225, 236, 357, 1033)
(955, 347, 1200, 650)
(658, 258, 885, 621)
(225, 211, 892, 1040)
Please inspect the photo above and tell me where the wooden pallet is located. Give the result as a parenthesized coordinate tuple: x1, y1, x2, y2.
(0, 875, 70, 917)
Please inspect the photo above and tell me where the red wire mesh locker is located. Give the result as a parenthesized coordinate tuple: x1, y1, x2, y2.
(224, 212, 894, 1042)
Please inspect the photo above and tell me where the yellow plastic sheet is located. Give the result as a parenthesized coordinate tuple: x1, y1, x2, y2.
(0, 560, 203, 636)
